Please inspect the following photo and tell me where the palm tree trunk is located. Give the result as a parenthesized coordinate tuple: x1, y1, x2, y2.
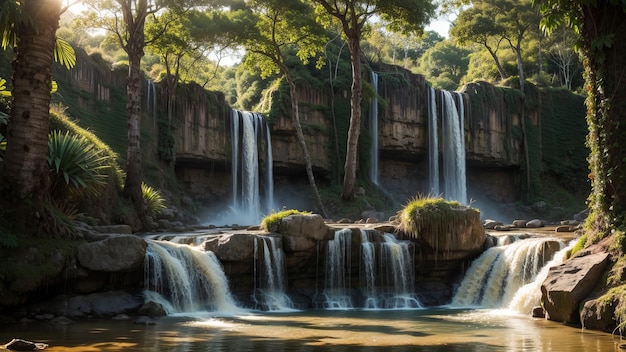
(2, 0, 60, 230)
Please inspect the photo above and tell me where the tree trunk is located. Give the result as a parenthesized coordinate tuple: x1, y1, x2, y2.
(1, 0, 61, 232)
(120, 0, 148, 226)
(486, 45, 508, 81)
(341, 32, 362, 201)
(283, 71, 329, 218)
(582, 2, 626, 238)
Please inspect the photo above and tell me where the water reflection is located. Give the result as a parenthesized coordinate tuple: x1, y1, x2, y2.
(0, 309, 619, 351)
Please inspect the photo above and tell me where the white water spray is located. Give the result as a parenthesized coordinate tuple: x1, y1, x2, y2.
(144, 240, 241, 314)
(451, 237, 564, 309)
(441, 91, 467, 204)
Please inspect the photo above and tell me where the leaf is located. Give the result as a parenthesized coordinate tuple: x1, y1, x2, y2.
(51, 80, 58, 94)
(54, 38, 76, 70)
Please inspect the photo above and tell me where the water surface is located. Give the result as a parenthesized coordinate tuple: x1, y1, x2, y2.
(0, 308, 620, 351)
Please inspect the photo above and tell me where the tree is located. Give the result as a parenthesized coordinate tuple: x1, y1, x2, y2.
(311, 0, 436, 200)
(534, 0, 626, 242)
(418, 39, 470, 90)
(545, 25, 579, 89)
(228, 0, 329, 217)
(450, 5, 508, 81)
(0, 0, 75, 233)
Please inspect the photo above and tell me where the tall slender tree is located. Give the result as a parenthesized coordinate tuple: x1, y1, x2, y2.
(310, 0, 436, 200)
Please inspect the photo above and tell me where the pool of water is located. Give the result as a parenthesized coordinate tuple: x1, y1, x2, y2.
(0, 308, 620, 351)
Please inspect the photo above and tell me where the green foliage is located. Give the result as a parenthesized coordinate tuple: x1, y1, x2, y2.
(396, 195, 469, 240)
(567, 234, 587, 258)
(418, 39, 470, 90)
(47, 130, 110, 199)
(260, 209, 310, 232)
(142, 183, 166, 217)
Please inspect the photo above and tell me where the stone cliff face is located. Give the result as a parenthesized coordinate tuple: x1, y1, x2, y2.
(54, 51, 586, 218)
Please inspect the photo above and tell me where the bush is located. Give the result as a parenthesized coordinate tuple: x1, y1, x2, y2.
(142, 183, 166, 217)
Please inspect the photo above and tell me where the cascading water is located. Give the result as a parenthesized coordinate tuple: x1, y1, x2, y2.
(369, 71, 379, 185)
(253, 236, 294, 311)
(146, 80, 157, 131)
(323, 228, 353, 309)
(144, 240, 241, 314)
(450, 236, 565, 309)
(217, 110, 274, 225)
(428, 86, 439, 196)
(359, 230, 421, 309)
(379, 233, 421, 309)
(440, 91, 467, 205)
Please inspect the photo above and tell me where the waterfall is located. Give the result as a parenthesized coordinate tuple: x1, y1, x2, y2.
(450, 237, 565, 309)
(428, 86, 439, 196)
(380, 233, 421, 309)
(222, 110, 274, 225)
(369, 71, 379, 185)
(360, 230, 378, 309)
(253, 236, 294, 311)
(360, 231, 421, 309)
(323, 228, 353, 309)
(440, 91, 467, 204)
(144, 240, 241, 314)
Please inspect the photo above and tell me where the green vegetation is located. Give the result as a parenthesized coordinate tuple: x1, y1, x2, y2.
(397, 195, 465, 239)
(142, 183, 166, 217)
(260, 209, 310, 232)
(567, 234, 587, 259)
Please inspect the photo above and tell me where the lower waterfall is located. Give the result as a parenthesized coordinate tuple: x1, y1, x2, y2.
(144, 240, 242, 314)
(450, 236, 571, 312)
(253, 236, 294, 311)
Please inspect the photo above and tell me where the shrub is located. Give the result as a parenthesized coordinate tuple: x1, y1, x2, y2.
(142, 183, 166, 217)
(47, 130, 110, 199)
(396, 195, 465, 240)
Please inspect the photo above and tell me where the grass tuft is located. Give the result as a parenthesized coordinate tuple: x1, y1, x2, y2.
(260, 209, 310, 232)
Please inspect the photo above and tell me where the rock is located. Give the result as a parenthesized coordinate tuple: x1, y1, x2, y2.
(361, 211, 384, 222)
(33, 314, 53, 321)
(493, 225, 511, 231)
(555, 225, 575, 233)
(532, 306, 545, 318)
(2, 339, 48, 351)
(483, 219, 503, 229)
(574, 209, 590, 222)
(111, 314, 130, 320)
(526, 219, 544, 228)
(497, 235, 516, 246)
(365, 217, 379, 224)
(88, 291, 144, 316)
(77, 235, 147, 272)
(136, 301, 167, 317)
(205, 233, 255, 262)
(541, 252, 610, 324)
(580, 297, 616, 332)
(336, 218, 353, 224)
(279, 214, 334, 252)
(512, 220, 527, 228)
(91, 225, 133, 234)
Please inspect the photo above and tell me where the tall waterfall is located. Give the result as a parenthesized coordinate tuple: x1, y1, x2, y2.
(428, 86, 439, 196)
(323, 228, 353, 309)
(450, 237, 566, 310)
(144, 240, 241, 314)
(360, 230, 378, 308)
(146, 80, 157, 131)
(369, 71, 379, 185)
(441, 91, 467, 205)
(228, 110, 274, 225)
(253, 236, 294, 311)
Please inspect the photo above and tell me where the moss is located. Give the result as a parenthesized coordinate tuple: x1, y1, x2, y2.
(568, 234, 588, 258)
(260, 209, 310, 232)
(396, 195, 468, 239)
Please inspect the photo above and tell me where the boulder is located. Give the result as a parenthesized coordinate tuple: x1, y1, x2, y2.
(77, 235, 147, 272)
(137, 301, 167, 317)
(541, 252, 609, 324)
(361, 210, 384, 222)
(555, 225, 575, 233)
(512, 219, 527, 228)
(91, 225, 133, 234)
(580, 296, 616, 332)
(532, 306, 545, 318)
(205, 233, 255, 262)
(279, 214, 334, 252)
(483, 219, 503, 229)
(526, 219, 544, 228)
